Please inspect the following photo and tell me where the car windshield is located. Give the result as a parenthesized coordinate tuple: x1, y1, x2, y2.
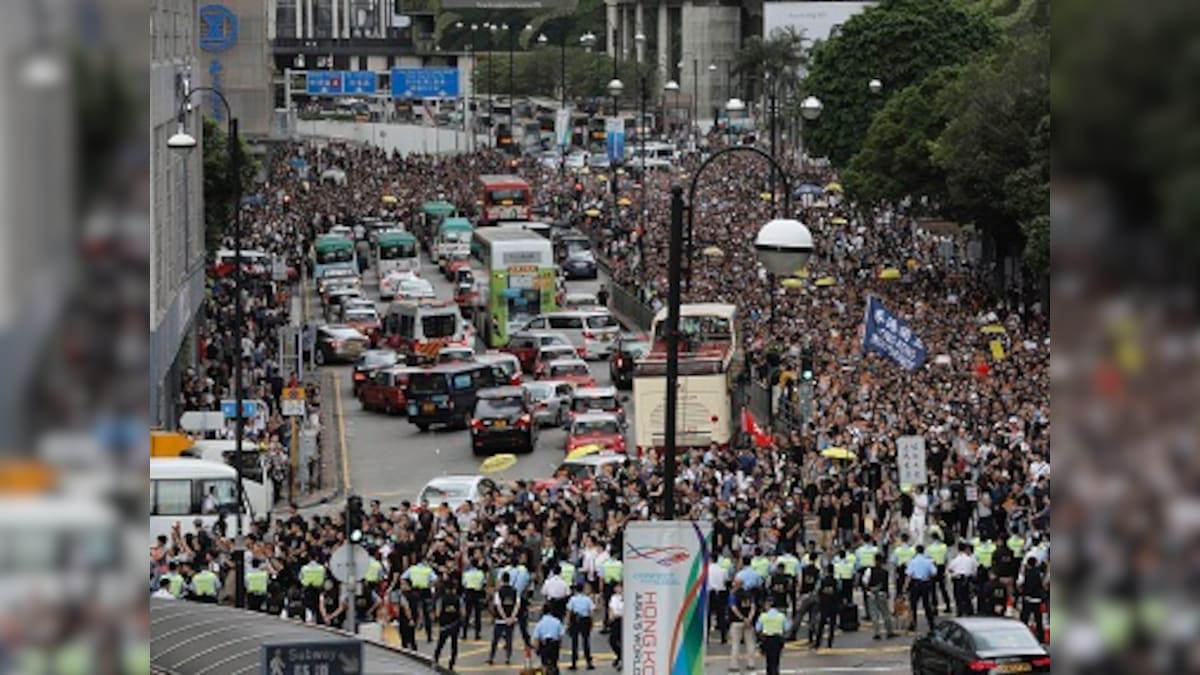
(972, 626, 1042, 652)
(552, 363, 589, 376)
(422, 483, 469, 499)
(541, 348, 576, 361)
(477, 397, 524, 415)
(623, 342, 651, 357)
(408, 373, 449, 395)
(422, 314, 457, 338)
(586, 315, 617, 329)
(345, 309, 378, 322)
(402, 280, 434, 293)
(525, 385, 551, 400)
(359, 351, 397, 367)
(573, 419, 621, 435)
(573, 395, 617, 412)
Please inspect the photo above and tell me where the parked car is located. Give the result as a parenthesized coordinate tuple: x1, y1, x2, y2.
(314, 325, 370, 365)
(352, 349, 399, 395)
(565, 412, 626, 454)
(470, 387, 538, 455)
(522, 380, 575, 427)
(910, 618, 1050, 675)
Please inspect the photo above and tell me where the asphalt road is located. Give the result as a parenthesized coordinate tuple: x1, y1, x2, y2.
(313, 246, 916, 673)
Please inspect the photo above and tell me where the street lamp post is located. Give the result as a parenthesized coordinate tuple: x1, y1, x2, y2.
(724, 96, 745, 147)
(167, 87, 248, 609)
(798, 94, 823, 170)
(664, 148, 811, 518)
(487, 23, 497, 147)
(607, 76, 624, 236)
(664, 78, 679, 139)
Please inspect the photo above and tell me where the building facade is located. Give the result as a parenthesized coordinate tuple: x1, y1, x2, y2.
(151, 0, 207, 428)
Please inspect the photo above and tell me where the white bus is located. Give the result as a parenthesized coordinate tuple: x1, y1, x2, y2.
(470, 227, 558, 348)
(632, 303, 741, 454)
(375, 230, 420, 277)
(149, 458, 273, 543)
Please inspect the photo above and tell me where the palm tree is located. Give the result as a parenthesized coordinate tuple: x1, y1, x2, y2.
(733, 26, 810, 101)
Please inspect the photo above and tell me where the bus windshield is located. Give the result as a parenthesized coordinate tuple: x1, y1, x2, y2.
(379, 242, 417, 259)
(487, 188, 528, 204)
(422, 314, 458, 338)
(317, 245, 353, 264)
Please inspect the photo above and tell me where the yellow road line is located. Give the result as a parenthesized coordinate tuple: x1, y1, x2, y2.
(335, 370, 351, 492)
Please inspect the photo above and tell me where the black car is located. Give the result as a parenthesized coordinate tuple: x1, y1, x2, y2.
(352, 349, 399, 396)
(609, 333, 650, 389)
(406, 363, 499, 431)
(561, 251, 598, 279)
(911, 618, 1049, 675)
(470, 386, 538, 455)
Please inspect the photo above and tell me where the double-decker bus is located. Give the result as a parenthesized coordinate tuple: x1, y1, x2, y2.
(478, 175, 532, 226)
(375, 230, 419, 277)
(312, 234, 357, 279)
(632, 303, 741, 455)
(471, 227, 557, 347)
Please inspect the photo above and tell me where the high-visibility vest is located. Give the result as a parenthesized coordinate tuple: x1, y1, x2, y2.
(833, 557, 855, 580)
(927, 541, 948, 565)
(718, 557, 734, 574)
(463, 569, 485, 591)
(300, 562, 326, 588)
(750, 556, 771, 578)
(166, 573, 185, 598)
(192, 570, 218, 596)
(246, 570, 269, 595)
(894, 545, 916, 567)
(560, 562, 576, 587)
(1006, 535, 1025, 557)
(975, 541, 997, 568)
(409, 564, 433, 589)
(602, 559, 623, 582)
(759, 610, 786, 636)
(776, 554, 799, 576)
(855, 544, 879, 568)
(364, 559, 384, 583)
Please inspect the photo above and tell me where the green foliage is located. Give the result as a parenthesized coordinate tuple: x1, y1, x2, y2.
(801, 0, 999, 167)
(843, 65, 962, 208)
(931, 31, 1048, 266)
(472, 48, 656, 101)
(202, 118, 259, 249)
(734, 27, 810, 101)
(436, 0, 605, 52)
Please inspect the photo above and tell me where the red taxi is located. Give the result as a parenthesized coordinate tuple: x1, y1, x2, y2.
(358, 365, 421, 415)
(533, 345, 581, 379)
(545, 358, 596, 388)
(565, 413, 627, 454)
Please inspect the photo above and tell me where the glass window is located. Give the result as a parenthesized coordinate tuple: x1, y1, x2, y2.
(549, 316, 584, 330)
(507, 289, 542, 325)
(422, 314, 457, 338)
(409, 373, 449, 395)
(198, 479, 239, 512)
(452, 373, 474, 390)
(488, 188, 528, 204)
(153, 479, 194, 516)
(973, 626, 1040, 651)
(586, 315, 618, 329)
(527, 318, 546, 329)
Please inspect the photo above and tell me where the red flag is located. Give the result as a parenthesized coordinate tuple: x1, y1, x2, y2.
(742, 407, 773, 448)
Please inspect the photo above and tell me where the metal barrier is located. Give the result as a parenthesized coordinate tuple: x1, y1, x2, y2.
(610, 281, 657, 332)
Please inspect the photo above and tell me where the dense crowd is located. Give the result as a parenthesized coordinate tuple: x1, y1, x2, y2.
(154, 135, 1050, 669)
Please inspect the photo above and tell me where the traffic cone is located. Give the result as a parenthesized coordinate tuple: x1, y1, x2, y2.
(1006, 596, 1014, 618)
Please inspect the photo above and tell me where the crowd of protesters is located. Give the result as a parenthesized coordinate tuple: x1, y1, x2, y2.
(153, 134, 1049, 668)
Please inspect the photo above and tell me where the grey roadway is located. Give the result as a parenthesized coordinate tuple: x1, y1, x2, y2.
(312, 248, 917, 673)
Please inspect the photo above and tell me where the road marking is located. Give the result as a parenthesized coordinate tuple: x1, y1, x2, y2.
(778, 668, 901, 673)
(335, 370, 350, 492)
(784, 644, 909, 655)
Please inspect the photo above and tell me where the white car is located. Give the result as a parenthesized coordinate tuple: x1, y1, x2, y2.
(523, 379, 575, 427)
(436, 345, 476, 364)
(562, 292, 601, 310)
(379, 270, 419, 300)
(417, 475, 497, 511)
(394, 277, 437, 301)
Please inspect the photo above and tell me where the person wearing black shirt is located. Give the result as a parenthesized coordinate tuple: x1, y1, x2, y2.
(796, 555, 820, 635)
(1019, 558, 1046, 642)
(816, 496, 837, 552)
(433, 579, 464, 670)
(728, 580, 757, 673)
(980, 569, 1007, 617)
(812, 565, 840, 649)
(863, 560, 897, 640)
(487, 573, 521, 666)
(769, 564, 793, 617)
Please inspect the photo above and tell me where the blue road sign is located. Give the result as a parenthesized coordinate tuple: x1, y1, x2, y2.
(343, 71, 377, 95)
(306, 71, 344, 96)
(390, 67, 460, 98)
(262, 640, 363, 675)
(220, 400, 259, 419)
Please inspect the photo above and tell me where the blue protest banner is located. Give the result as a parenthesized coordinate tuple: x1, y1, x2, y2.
(390, 67, 460, 98)
(343, 71, 377, 94)
(605, 117, 625, 164)
(861, 296, 927, 370)
(306, 71, 344, 95)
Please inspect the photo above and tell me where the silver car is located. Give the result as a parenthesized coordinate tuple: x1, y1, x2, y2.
(523, 380, 576, 427)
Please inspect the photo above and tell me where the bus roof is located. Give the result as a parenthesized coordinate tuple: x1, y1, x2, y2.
(440, 217, 474, 232)
(421, 201, 457, 215)
(377, 230, 417, 246)
(473, 227, 549, 244)
(149, 457, 239, 480)
(315, 235, 354, 251)
(479, 174, 530, 188)
(652, 303, 737, 322)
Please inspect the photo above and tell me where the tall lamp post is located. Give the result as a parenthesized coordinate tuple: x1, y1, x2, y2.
(607, 76, 624, 234)
(487, 23, 498, 147)
(663, 78, 679, 140)
(797, 94, 823, 169)
(167, 87, 248, 609)
(724, 96, 745, 146)
(663, 148, 812, 518)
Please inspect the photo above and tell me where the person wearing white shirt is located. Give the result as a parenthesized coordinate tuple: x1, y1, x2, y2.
(542, 566, 571, 618)
(707, 560, 729, 643)
(607, 583, 624, 670)
(947, 543, 980, 616)
(910, 487, 929, 545)
(151, 577, 176, 600)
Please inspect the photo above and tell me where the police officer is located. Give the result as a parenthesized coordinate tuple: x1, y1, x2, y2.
(486, 572, 520, 666)
(392, 578, 419, 650)
(162, 561, 186, 599)
(433, 578, 464, 670)
(768, 562, 793, 635)
(533, 608, 566, 675)
(854, 535, 880, 617)
(905, 545, 938, 632)
(708, 553, 730, 643)
(926, 532, 951, 612)
(973, 535, 998, 588)
(566, 583, 596, 670)
(402, 559, 438, 642)
(890, 533, 916, 598)
(600, 553, 623, 625)
(509, 559, 534, 648)
(947, 542, 979, 616)
(363, 548, 386, 590)
(750, 547, 772, 580)
(812, 565, 840, 650)
(607, 582, 623, 670)
(190, 565, 221, 604)
(832, 548, 856, 609)
(559, 556, 577, 588)
(863, 558, 897, 640)
(245, 558, 271, 612)
(755, 596, 791, 675)
(461, 558, 487, 640)
(299, 555, 327, 616)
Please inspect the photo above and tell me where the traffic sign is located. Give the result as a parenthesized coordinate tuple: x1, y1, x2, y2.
(262, 640, 362, 675)
(306, 71, 344, 95)
(390, 67, 460, 98)
(343, 71, 377, 94)
(328, 543, 372, 583)
(220, 400, 259, 419)
(281, 387, 307, 417)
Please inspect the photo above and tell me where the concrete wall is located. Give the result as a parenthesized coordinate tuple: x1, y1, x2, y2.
(197, 0, 275, 136)
(291, 119, 490, 156)
(680, 4, 740, 123)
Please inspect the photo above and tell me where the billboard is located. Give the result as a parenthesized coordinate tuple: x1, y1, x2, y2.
(440, 0, 576, 8)
(763, 1, 878, 42)
(390, 68, 460, 98)
(623, 521, 712, 675)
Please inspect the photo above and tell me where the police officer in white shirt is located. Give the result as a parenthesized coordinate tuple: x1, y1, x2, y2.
(542, 563, 571, 619)
(608, 583, 624, 670)
(947, 542, 979, 616)
(707, 558, 729, 642)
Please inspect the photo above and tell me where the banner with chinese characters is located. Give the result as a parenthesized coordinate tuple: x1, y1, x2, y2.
(896, 435, 927, 489)
(861, 296, 928, 370)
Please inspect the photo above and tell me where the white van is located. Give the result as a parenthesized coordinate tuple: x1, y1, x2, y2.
(521, 310, 621, 359)
(149, 458, 273, 543)
(180, 439, 268, 483)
